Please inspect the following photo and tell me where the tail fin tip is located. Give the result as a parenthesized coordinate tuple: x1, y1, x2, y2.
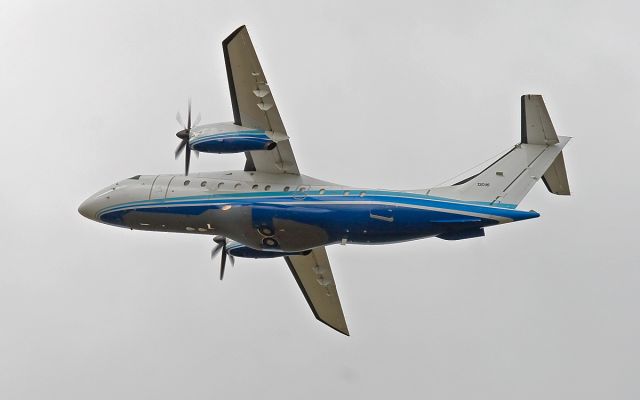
(521, 94, 559, 145)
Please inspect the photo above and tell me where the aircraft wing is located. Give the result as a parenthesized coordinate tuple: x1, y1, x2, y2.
(285, 247, 349, 335)
(222, 26, 300, 175)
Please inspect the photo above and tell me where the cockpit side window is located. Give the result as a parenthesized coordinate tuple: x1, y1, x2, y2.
(128, 175, 141, 180)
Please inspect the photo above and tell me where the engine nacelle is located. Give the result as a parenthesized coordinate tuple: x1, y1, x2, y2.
(189, 122, 277, 154)
(226, 240, 310, 259)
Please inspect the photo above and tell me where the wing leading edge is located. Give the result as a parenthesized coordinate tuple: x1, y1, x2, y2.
(222, 25, 299, 175)
(285, 248, 349, 335)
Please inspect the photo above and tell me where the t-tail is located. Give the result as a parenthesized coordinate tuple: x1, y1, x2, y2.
(428, 95, 571, 209)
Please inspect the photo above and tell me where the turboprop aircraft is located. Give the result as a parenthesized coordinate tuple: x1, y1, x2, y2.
(78, 26, 571, 335)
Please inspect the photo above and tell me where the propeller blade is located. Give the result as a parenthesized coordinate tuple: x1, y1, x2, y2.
(211, 243, 223, 259)
(176, 112, 185, 129)
(185, 147, 191, 176)
(192, 112, 201, 128)
(211, 237, 234, 280)
(187, 99, 192, 129)
(175, 140, 187, 159)
(220, 245, 227, 280)
(175, 100, 197, 175)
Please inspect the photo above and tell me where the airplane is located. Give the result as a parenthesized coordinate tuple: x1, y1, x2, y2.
(78, 26, 572, 336)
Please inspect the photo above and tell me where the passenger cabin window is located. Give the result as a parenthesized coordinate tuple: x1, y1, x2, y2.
(344, 191, 350, 196)
(319, 189, 326, 195)
(360, 191, 366, 197)
(201, 181, 207, 187)
(265, 185, 271, 191)
(234, 183, 241, 190)
(283, 186, 290, 192)
(218, 182, 224, 189)
(252, 184, 259, 190)
(184, 180, 190, 186)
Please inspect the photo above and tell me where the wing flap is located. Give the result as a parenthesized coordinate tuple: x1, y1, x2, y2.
(285, 248, 349, 335)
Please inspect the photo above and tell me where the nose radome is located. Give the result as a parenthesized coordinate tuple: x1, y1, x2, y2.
(78, 197, 97, 220)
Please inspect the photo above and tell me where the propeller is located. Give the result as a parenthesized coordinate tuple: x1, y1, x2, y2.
(211, 236, 235, 280)
(174, 99, 201, 175)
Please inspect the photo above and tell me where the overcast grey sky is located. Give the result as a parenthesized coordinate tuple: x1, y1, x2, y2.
(1, 0, 639, 399)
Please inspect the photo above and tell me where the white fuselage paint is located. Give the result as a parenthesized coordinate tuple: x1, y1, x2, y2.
(79, 170, 537, 253)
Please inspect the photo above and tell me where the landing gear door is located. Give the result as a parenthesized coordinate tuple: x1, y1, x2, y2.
(150, 175, 175, 200)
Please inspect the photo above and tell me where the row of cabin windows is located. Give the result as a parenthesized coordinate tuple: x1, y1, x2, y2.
(181, 179, 285, 191)
(179, 179, 366, 197)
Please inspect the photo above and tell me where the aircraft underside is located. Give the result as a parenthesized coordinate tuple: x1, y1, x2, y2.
(96, 186, 537, 254)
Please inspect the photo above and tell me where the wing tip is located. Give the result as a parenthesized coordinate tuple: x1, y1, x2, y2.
(222, 25, 247, 46)
(222, 26, 244, 125)
(318, 318, 350, 336)
(285, 255, 350, 336)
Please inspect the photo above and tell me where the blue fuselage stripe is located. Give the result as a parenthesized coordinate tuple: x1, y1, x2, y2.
(97, 190, 531, 221)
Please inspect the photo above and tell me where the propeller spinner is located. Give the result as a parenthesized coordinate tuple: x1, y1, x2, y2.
(174, 99, 201, 176)
(211, 236, 235, 280)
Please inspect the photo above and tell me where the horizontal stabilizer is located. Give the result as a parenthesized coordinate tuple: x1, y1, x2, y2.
(542, 151, 570, 195)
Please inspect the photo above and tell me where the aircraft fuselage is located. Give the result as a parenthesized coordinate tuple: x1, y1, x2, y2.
(79, 171, 538, 254)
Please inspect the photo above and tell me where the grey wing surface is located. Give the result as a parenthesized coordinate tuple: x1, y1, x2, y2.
(285, 247, 349, 335)
(222, 25, 299, 175)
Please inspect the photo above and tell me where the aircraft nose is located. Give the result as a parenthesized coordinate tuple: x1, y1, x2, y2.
(78, 197, 98, 220)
